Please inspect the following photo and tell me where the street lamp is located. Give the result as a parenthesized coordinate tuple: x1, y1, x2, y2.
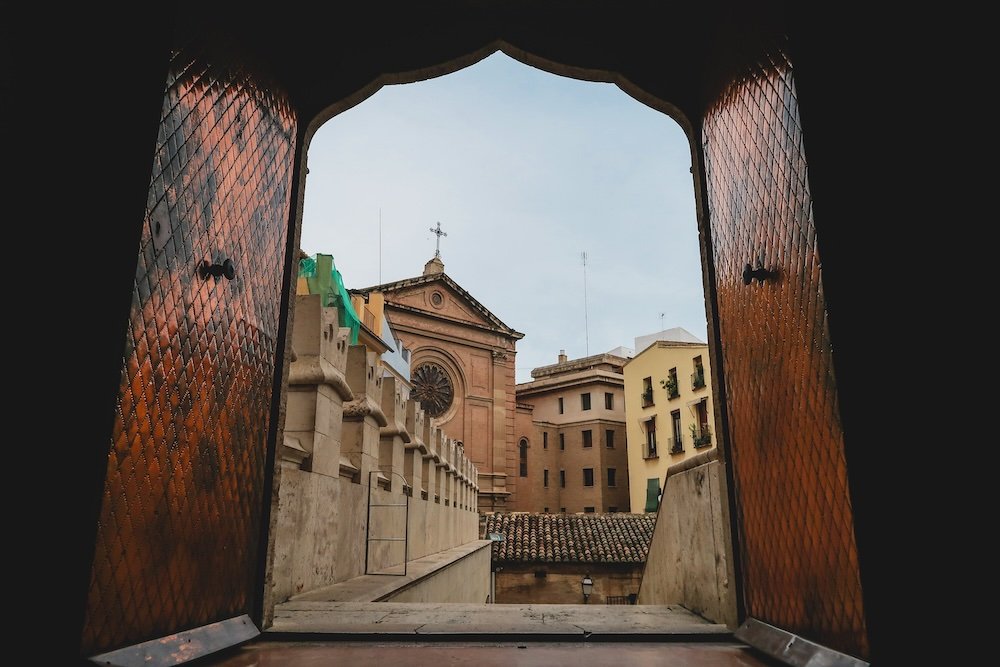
(581, 574, 594, 603)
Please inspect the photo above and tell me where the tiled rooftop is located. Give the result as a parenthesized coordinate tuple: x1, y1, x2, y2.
(486, 513, 655, 563)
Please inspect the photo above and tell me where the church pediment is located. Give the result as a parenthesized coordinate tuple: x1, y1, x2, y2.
(356, 273, 523, 339)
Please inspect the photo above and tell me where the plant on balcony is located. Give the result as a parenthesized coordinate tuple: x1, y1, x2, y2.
(660, 376, 679, 398)
(690, 423, 712, 447)
(692, 370, 706, 389)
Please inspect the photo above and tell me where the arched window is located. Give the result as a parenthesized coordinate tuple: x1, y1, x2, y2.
(519, 439, 528, 477)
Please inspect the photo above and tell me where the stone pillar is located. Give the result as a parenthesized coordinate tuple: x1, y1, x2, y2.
(462, 451, 471, 510)
(403, 400, 426, 496)
(342, 345, 387, 484)
(434, 430, 448, 504)
(485, 349, 511, 511)
(420, 418, 436, 502)
(284, 294, 353, 475)
(447, 440, 458, 508)
(472, 462, 479, 512)
(378, 375, 409, 493)
(453, 446, 465, 510)
(441, 438, 454, 507)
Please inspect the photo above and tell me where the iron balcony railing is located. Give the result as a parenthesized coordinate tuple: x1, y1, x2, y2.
(691, 370, 706, 390)
(692, 425, 712, 448)
(641, 389, 654, 407)
(644, 440, 658, 459)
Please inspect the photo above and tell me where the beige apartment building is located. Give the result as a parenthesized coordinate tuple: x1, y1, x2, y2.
(623, 328, 717, 512)
(514, 351, 631, 513)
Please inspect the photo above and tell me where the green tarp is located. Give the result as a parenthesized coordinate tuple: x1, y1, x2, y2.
(298, 253, 361, 344)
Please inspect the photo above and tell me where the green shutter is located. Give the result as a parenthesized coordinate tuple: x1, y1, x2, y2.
(645, 478, 660, 512)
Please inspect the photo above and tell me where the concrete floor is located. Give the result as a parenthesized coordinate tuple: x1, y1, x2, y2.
(198, 640, 785, 666)
(189, 603, 784, 666)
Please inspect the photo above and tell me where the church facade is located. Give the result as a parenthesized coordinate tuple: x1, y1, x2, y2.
(356, 254, 524, 511)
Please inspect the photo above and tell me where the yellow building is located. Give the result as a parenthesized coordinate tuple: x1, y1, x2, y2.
(623, 328, 717, 512)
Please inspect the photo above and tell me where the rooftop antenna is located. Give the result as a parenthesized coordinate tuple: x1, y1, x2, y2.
(660, 312, 665, 330)
(582, 251, 590, 356)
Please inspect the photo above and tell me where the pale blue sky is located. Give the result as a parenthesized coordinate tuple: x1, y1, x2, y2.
(300, 52, 706, 384)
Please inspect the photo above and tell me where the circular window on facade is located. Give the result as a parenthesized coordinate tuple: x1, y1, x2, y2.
(411, 362, 454, 418)
(430, 291, 445, 308)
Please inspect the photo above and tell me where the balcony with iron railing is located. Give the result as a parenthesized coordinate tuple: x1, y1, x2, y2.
(691, 424, 712, 448)
(643, 439, 658, 459)
(668, 436, 684, 455)
(641, 388, 654, 407)
(691, 369, 706, 390)
(660, 377, 680, 400)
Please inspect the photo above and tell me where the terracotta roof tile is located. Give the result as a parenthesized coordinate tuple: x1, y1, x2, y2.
(485, 513, 655, 563)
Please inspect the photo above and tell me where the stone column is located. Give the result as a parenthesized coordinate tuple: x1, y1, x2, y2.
(461, 451, 470, 510)
(441, 438, 454, 507)
(433, 430, 448, 504)
(420, 418, 436, 502)
(446, 439, 458, 508)
(378, 375, 409, 493)
(404, 400, 426, 496)
(471, 462, 479, 512)
(342, 345, 387, 484)
(284, 294, 353, 475)
(453, 446, 465, 510)
(487, 349, 511, 510)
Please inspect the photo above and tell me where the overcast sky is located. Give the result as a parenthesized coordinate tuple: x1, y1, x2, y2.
(300, 52, 706, 384)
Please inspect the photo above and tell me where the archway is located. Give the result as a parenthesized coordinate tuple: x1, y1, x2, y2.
(64, 5, 877, 665)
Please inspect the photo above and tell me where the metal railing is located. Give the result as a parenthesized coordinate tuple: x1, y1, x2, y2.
(691, 370, 706, 390)
(641, 389, 654, 407)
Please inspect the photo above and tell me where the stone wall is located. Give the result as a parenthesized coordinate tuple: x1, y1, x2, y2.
(265, 295, 481, 613)
(636, 448, 737, 628)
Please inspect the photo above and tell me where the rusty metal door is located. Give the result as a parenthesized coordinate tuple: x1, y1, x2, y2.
(703, 52, 869, 661)
(79, 43, 296, 659)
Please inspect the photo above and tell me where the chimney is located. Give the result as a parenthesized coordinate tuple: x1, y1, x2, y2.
(558, 349, 567, 363)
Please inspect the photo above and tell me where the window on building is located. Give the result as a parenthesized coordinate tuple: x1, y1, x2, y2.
(692, 355, 706, 389)
(694, 398, 712, 447)
(544, 469, 549, 487)
(584, 506, 595, 513)
(560, 507, 566, 513)
(583, 468, 594, 486)
(671, 410, 683, 454)
(544, 507, 549, 513)
(582, 429, 593, 448)
(665, 367, 679, 399)
(560, 470, 566, 487)
(581, 392, 591, 410)
(519, 439, 528, 477)
(606, 429, 615, 448)
(607, 468, 617, 487)
(558, 397, 564, 414)
(543, 432, 548, 449)
(645, 416, 657, 458)
(559, 433, 565, 450)
(605, 392, 614, 409)
(642, 376, 654, 406)
(608, 506, 618, 513)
